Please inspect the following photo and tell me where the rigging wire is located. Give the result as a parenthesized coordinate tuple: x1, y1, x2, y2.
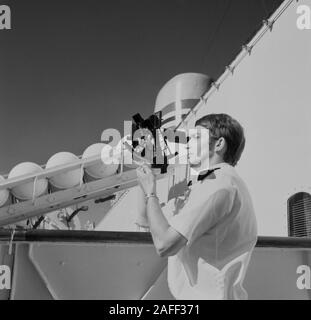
(203, 0, 232, 63)
(261, 0, 269, 16)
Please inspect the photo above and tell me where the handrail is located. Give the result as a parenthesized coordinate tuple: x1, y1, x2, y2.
(0, 230, 310, 248)
(0, 230, 153, 244)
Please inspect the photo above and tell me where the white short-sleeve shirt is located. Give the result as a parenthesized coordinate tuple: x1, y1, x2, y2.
(164, 162, 258, 300)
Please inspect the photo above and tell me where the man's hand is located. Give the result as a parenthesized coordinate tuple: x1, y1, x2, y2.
(136, 163, 156, 195)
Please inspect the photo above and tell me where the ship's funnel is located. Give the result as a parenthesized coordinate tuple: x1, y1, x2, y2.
(155, 73, 212, 129)
(82, 143, 118, 180)
(8, 162, 48, 200)
(46, 152, 81, 189)
(0, 175, 10, 206)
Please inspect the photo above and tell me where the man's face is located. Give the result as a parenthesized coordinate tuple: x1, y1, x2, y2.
(187, 125, 213, 167)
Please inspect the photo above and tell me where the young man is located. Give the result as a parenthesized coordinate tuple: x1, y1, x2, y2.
(136, 113, 258, 300)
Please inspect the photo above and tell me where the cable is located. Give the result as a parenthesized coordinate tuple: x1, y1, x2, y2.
(203, 0, 232, 63)
(32, 216, 45, 229)
(67, 206, 88, 223)
(261, 0, 269, 16)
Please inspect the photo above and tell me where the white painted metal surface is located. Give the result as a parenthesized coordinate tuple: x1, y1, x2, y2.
(2, 239, 311, 300)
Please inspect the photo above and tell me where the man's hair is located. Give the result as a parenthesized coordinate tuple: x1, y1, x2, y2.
(195, 113, 245, 167)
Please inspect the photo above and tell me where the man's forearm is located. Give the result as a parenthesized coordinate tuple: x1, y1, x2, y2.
(135, 186, 149, 228)
(146, 196, 170, 250)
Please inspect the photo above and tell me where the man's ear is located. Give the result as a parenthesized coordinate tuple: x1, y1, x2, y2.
(215, 137, 227, 153)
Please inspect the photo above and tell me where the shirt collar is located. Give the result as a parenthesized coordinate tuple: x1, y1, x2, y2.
(188, 162, 232, 185)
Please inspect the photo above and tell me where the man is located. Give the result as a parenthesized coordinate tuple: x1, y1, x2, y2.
(136, 113, 258, 300)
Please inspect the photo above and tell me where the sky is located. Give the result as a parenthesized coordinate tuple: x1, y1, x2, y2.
(0, 0, 283, 175)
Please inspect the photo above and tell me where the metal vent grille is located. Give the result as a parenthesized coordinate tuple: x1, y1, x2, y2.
(287, 192, 311, 237)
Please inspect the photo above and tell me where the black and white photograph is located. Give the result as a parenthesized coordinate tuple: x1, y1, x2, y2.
(0, 0, 311, 303)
